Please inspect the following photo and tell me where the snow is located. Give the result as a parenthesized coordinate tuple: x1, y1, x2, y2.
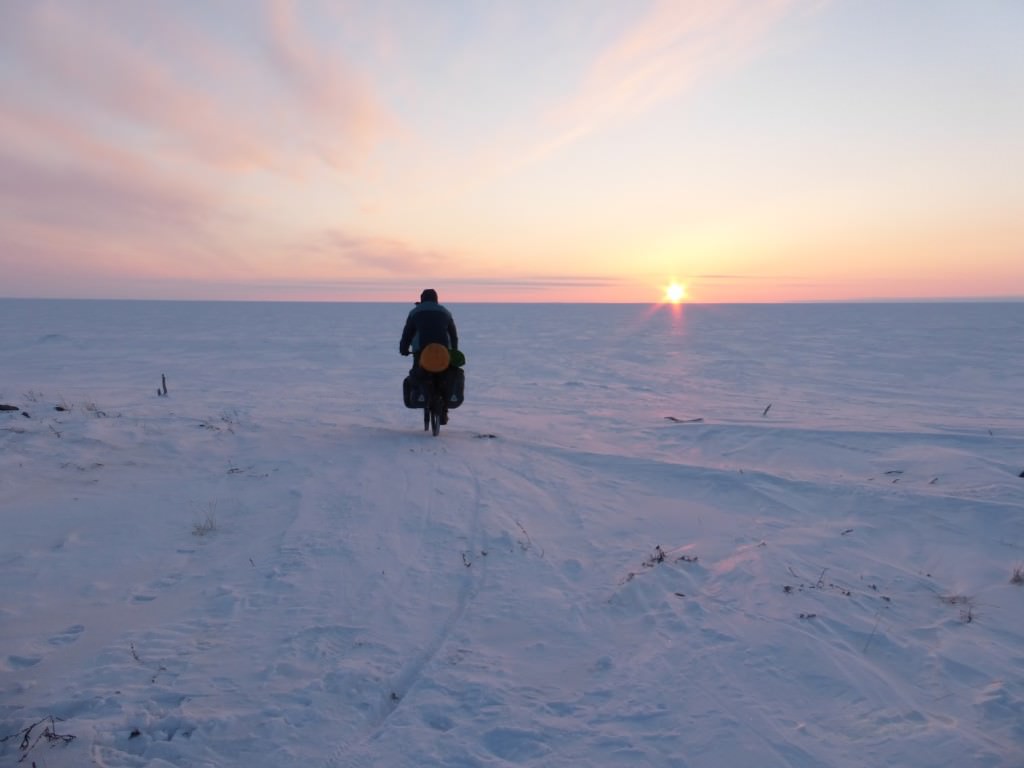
(1, 299, 1023, 768)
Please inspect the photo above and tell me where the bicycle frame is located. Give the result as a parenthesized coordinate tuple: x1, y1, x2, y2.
(420, 372, 446, 436)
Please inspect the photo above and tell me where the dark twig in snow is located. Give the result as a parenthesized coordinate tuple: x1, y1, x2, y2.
(1, 715, 76, 760)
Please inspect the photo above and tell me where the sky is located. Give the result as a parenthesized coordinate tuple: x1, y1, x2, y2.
(1, 0, 1022, 303)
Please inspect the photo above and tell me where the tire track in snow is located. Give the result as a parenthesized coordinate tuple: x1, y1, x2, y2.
(335, 446, 487, 758)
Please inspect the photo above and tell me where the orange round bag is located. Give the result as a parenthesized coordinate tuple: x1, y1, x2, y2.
(419, 343, 450, 373)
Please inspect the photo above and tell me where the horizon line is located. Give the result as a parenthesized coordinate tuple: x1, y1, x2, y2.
(3, 295, 1023, 305)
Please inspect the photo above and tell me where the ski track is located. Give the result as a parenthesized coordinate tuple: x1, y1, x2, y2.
(333, 448, 486, 759)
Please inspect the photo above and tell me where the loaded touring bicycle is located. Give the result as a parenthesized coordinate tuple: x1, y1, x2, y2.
(402, 343, 465, 436)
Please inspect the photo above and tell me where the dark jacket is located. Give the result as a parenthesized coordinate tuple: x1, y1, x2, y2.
(399, 300, 458, 356)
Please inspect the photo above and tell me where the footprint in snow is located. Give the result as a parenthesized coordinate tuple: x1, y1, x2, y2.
(7, 654, 42, 669)
(48, 624, 85, 646)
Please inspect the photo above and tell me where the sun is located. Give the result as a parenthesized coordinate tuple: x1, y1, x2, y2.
(664, 282, 687, 304)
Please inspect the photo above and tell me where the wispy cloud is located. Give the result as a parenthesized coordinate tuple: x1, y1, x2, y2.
(0, 1, 395, 173)
(262, 0, 398, 169)
(0, 4, 271, 170)
(0, 148, 210, 236)
(285, 230, 455, 279)
(0, 1, 405, 293)
(695, 273, 808, 281)
(174, 274, 634, 302)
(537, 0, 802, 155)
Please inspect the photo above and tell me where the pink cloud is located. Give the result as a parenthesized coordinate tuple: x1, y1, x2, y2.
(541, 0, 804, 152)
(281, 229, 457, 280)
(0, 108, 241, 288)
(0, 1, 407, 297)
(1, 5, 271, 169)
(0, 92, 226, 259)
(0, 1, 395, 173)
(262, 0, 398, 169)
(0, 140, 213, 235)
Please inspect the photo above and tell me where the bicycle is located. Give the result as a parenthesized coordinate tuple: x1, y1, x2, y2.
(419, 372, 448, 437)
(402, 344, 464, 436)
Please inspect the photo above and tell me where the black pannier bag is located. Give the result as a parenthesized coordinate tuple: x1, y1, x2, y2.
(403, 375, 425, 409)
(402, 367, 464, 410)
(444, 367, 465, 409)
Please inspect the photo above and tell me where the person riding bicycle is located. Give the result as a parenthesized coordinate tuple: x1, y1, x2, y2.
(400, 288, 459, 422)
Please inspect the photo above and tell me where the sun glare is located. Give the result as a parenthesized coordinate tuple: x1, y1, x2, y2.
(665, 282, 687, 304)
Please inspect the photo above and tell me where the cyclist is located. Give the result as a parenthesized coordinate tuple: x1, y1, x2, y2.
(400, 289, 459, 422)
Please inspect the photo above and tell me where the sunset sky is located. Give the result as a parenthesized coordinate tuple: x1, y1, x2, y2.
(1, 1, 1022, 303)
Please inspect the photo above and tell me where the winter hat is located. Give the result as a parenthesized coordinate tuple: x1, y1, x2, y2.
(420, 288, 438, 303)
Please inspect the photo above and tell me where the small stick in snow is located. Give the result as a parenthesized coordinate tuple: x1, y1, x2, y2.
(762, 403, 772, 417)
(642, 545, 667, 567)
(0, 715, 75, 755)
(515, 520, 534, 553)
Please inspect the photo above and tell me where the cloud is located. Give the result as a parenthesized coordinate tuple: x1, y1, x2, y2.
(0, 4, 274, 170)
(538, 0, 803, 154)
(694, 273, 807, 281)
(0, 150, 210, 236)
(0, 1, 405, 296)
(284, 230, 455, 279)
(0, 1, 395, 174)
(262, 0, 398, 169)
(183, 274, 633, 302)
(440, 276, 627, 289)
(0, 84, 230, 278)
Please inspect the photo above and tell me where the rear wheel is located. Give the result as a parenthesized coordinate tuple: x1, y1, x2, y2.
(421, 376, 442, 436)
